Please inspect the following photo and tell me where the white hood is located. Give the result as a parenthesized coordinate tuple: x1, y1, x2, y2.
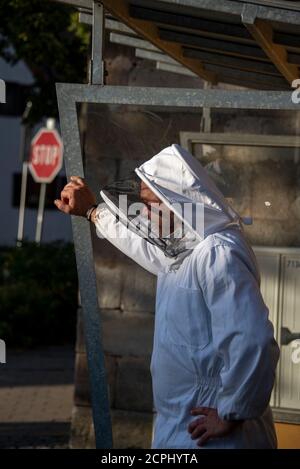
(135, 143, 241, 241)
(100, 143, 242, 261)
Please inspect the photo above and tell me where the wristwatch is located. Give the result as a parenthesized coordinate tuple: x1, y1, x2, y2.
(86, 204, 98, 222)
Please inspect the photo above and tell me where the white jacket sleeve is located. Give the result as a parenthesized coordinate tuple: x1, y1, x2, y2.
(94, 203, 168, 276)
(198, 244, 280, 421)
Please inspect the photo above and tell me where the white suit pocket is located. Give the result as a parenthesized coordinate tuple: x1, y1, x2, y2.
(166, 287, 210, 350)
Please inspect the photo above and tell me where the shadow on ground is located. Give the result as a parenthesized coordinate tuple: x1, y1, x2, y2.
(0, 346, 74, 449)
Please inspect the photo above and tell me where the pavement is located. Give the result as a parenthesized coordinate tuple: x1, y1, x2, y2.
(0, 346, 74, 449)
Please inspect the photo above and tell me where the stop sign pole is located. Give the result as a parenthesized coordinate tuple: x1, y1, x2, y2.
(35, 182, 47, 244)
(29, 119, 63, 244)
(16, 101, 32, 247)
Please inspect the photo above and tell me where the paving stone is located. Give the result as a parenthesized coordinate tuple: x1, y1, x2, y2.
(111, 409, 153, 449)
(70, 406, 153, 449)
(0, 347, 74, 448)
(70, 405, 95, 449)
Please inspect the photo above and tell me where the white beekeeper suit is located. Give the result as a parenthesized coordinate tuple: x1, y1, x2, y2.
(94, 144, 280, 449)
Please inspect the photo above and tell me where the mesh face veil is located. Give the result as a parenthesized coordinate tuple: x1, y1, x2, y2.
(100, 173, 198, 259)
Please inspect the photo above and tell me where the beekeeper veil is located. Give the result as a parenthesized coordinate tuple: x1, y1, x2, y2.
(100, 144, 242, 259)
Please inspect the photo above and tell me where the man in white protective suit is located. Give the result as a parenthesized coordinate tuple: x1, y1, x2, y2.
(55, 144, 280, 449)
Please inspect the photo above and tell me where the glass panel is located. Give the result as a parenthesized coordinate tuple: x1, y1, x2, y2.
(192, 142, 300, 247)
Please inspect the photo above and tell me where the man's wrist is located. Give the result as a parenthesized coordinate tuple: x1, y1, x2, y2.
(86, 204, 98, 222)
(91, 207, 98, 224)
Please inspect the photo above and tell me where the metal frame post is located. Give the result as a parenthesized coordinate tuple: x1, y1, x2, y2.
(90, 1, 105, 85)
(200, 81, 212, 133)
(57, 93, 113, 449)
(17, 161, 28, 247)
(17, 101, 32, 247)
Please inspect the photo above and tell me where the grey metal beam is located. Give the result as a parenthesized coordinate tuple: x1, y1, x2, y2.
(79, 13, 139, 37)
(90, 1, 105, 84)
(183, 47, 281, 75)
(56, 83, 300, 109)
(135, 48, 179, 65)
(237, 1, 300, 13)
(105, 18, 137, 35)
(56, 87, 113, 449)
(145, 0, 300, 26)
(79, 11, 92, 24)
(52, 0, 300, 25)
(135, 50, 200, 76)
(179, 131, 300, 149)
(156, 61, 197, 76)
(52, 0, 92, 9)
(158, 28, 269, 60)
(109, 31, 160, 51)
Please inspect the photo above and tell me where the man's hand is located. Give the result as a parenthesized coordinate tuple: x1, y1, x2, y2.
(54, 176, 96, 217)
(188, 406, 242, 447)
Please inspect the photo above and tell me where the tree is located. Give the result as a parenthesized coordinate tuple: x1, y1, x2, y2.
(0, 0, 90, 123)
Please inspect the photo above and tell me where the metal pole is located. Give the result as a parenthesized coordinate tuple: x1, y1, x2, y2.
(57, 2, 113, 448)
(201, 81, 212, 133)
(35, 182, 46, 244)
(16, 101, 32, 247)
(16, 161, 28, 247)
(88, 1, 113, 447)
(90, 1, 105, 85)
(56, 97, 113, 448)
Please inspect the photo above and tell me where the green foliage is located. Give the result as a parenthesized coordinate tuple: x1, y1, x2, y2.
(0, 0, 90, 123)
(0, 241, 78, 348)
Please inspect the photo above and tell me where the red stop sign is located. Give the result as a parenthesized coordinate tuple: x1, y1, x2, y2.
(29, 128, 63, 183)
